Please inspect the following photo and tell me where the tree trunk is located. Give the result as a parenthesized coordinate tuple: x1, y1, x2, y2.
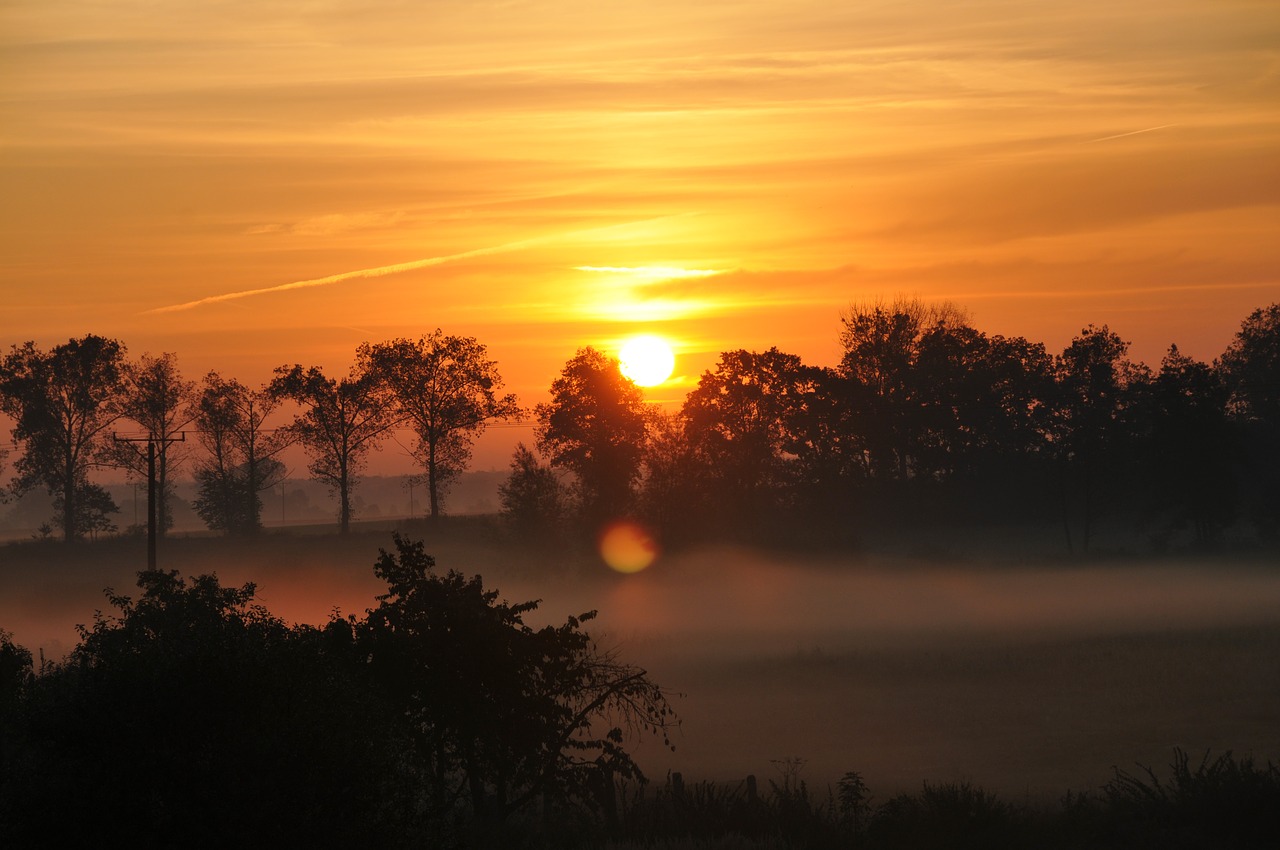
(428, 441, 440, 520)
(339, 466, 351, 535)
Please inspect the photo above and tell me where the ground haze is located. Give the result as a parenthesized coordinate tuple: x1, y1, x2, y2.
(2, 531, 1277, 800)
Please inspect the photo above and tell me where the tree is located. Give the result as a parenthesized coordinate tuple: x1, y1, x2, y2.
(360, 332, 518, 520)
(111, 352, 195, 535)
(0, 569, 418, 847)
(1219, 302, 1280, 424)
(1141, 346, 1236, 546)
(536, 347, 649, 528)
(358, 535, 677, 824)
(681, 348, 822, 532)
(1053, 325, 1150, 554)
(0, 335, 126, 540)
(838, 298, 971, 479)
(498, 442, 566, 540)
(269, 362, 397, 534)
(191, 372, 287, 535)
(637, 409, 706, 541)
(1218, 303, 1280, 539)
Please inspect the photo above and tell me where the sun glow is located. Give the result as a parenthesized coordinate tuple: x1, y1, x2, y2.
(618, 334, 676, 387)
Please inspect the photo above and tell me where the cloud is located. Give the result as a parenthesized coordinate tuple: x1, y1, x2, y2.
(145, 216, 691, 314)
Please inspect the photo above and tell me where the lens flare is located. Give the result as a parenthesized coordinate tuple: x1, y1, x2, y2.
(598, 521, 660, 573)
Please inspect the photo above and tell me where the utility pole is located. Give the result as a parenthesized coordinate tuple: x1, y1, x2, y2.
(114, 432, 185, 571)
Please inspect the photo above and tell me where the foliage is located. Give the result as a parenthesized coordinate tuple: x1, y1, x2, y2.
(499, 441, 567, 540)
(360, 331, 519, 519)
(537, 347, 650, 528)
(358, 534, 679, 824)
(1099, 748, 1280, 849)
(681, 348, 821, 533)
(0, 335, 127, 540)
(1219, 302, 1280, 424)
(269, 361, 397, 533)
(51, 480, 119, 539)
(1053, 325, 1150, 553)
(190, 371, 288, 534)
(867, 781, 1024, 850)
(0, 628, 32, 707)
(0, 569, 419, 848)
(108, 352, 195, 535)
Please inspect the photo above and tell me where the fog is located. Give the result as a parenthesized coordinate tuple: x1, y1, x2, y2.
(3, 533, 1278, 799)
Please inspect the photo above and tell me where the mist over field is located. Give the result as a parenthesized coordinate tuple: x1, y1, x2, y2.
(4, 532, 1278, 800)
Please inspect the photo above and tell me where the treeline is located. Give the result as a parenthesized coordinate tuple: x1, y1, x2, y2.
(0, 331, 516, 539)
(3, 301, 1278, 552)
(517, 299, 1280, 554)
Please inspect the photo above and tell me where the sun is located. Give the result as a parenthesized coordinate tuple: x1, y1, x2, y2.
(618, 334, 675, 387)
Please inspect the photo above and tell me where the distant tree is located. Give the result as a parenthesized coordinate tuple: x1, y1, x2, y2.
(681, 348, 822, 532)
(360, 332, 519, 520)
(110, 352, 195, 535)
(838, 298, 971, 479)
(191, 372, 287, 535)
(637, 409, 706, 540)
(1218, 303, 1280, 538)
(1053, 325, 1150, 554)
(0, 335, 127, 540)
(536, 347, 649, 528)
(1140, 346, 1236, 546)
(268, 362, 397, 534)
(498, 442, 565, 540)
(52, 480, 120, 539)
(1219, 303, 1280, 424)
(358, 535, 677, 824)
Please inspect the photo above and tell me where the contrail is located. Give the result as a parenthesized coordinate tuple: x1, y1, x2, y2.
(1086, 123, 1179, 143)
(145, 237, 546, 314)
(145, 216, 687, 314)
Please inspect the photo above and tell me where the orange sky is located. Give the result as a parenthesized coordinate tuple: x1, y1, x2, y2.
(3, 0, 1279, 469)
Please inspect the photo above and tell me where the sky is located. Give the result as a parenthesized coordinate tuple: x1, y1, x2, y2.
(2, 0, 1279, 468)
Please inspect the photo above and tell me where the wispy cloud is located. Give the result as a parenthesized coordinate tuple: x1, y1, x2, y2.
(144, 216, 692, 314)
(1087, 124, 1180, 143)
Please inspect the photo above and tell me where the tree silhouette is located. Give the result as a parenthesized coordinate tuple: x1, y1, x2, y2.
(361, 332, 518, 520)
(838, 298, 971, 479)
(358, 535, 677, 823)
(110, 352, 194, 534)
(269, 362, 397, 533)
(498, 442, 565, 540)
(682, 348, 821, 532)
(1053, 325, 1149, 554)
(536, 347, 649, 529)
(0, 335, 127, 540)
(0, 570, 418, 847)
(191, 372, 287, 535)
(1140, 346, 1236, 546)
(1218, 303, 1280, 538)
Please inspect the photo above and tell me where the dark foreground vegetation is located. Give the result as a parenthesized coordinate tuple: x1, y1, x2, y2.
(3, 536, 1278, 848)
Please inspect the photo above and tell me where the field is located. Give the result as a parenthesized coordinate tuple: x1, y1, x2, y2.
(2, 527, 1278, 802)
